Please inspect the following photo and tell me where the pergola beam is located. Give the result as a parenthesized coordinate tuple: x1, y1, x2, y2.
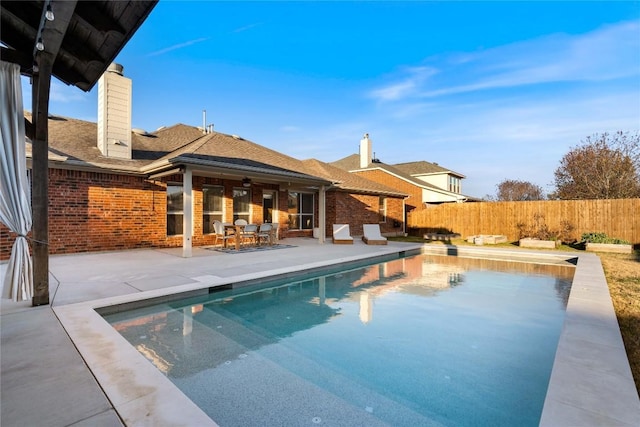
(31, 0, 77, 306)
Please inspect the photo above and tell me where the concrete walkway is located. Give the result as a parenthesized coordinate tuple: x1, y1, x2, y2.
(1, 239, 639, 426)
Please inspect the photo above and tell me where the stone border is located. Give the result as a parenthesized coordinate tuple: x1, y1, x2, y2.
(585, 242, 633, 254)
(519, 238, 560, 249)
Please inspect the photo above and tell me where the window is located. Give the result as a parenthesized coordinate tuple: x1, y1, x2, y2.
(167, 184, 183, 236)
(288, 192, 313, 229)
(378, 197, 387, 223)
(203, 186, 224, 234)
(233, 188, 251, 222)
(448, 176, 461, 193)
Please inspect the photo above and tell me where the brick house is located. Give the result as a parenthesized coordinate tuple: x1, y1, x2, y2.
(331, 134, 474, 221)
(1, 66, 406, 259)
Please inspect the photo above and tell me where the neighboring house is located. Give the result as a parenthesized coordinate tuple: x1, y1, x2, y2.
(0, 65, 406, 259)
(331, 134, 474, 219)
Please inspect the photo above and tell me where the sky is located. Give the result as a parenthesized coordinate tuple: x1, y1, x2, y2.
(21, 1, 640, 198)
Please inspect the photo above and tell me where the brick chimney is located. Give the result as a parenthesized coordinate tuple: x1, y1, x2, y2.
(97, 63, 132, 159)
(359, 133, 371, 168)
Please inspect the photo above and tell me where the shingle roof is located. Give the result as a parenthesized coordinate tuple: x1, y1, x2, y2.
(394, 160, 465, 178)
(330, 154, 445, 191)
(301, 159, 407, 197)
(330, 154, 361, 171)
(26, 113, 150, 171)
(151, 131, 329, 183)
(25, 113, 423, 196)
(23, 113, 324, 185)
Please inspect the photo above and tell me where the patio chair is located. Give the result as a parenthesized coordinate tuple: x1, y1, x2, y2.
(362, 224, 387, 245)
(332, 224, 353, 244)
(240, 224, 258, 247)
(213, 220, 235, 247)
(256, 223, 273, 245)
(234, 219, 248, 226)
(270, 223, 279, 242)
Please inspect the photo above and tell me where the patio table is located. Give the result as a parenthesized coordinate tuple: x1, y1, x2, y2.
(223, 223, 243, 250)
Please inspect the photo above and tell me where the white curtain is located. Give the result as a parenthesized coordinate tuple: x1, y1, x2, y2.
(0, 61, 33, 301)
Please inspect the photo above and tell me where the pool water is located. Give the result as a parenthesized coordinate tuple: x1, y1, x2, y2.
(104, 254, 574, 426)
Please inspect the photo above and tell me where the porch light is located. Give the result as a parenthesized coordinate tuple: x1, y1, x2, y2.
(242, 177, 251, 187)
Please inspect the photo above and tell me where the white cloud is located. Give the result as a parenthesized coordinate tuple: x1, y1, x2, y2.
(369, 20, 640, 102)
(233, 23, 261, 33)
(147, 37, 209, 57)
(368, 66, 438, 101)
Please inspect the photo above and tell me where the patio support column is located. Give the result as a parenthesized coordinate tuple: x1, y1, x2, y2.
(30, 1, 75, 306)
(182, 167, 193, 258)
(31, 52, 54, 306)
(402, 198, 407, 236)
(318, 185, 326, 244)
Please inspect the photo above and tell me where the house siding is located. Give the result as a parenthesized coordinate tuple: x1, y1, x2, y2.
(352, 170, 422, 211)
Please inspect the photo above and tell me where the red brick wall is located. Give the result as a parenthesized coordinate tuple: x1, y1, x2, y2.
(325, 191, 404, 237)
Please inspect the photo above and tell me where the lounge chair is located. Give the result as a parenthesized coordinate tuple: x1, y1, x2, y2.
(362, 224, 387, 245)
(332, 224, 353, 244)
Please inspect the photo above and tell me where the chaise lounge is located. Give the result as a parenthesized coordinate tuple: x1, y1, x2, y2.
(332, 224, 353, 244)
(362, 224, 387, 245)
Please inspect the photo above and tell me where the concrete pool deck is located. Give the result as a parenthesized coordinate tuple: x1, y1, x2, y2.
(1, 239, 639, 426)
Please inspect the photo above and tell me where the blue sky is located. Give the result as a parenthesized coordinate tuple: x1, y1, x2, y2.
(22, 1, 640, 198)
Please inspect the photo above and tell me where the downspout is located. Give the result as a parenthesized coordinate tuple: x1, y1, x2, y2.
(182, 167, 193, 257)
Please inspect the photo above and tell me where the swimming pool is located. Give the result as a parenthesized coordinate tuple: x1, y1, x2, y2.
(104, 253, 574, 426)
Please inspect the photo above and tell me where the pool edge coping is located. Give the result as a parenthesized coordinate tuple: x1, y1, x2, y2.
(52, 245, 640, 426)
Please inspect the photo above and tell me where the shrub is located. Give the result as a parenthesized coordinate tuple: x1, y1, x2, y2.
(517, 213, 575, 242)
(581, 232, 630, 245)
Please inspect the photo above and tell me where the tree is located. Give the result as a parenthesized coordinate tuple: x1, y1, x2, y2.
(495, 179, 545, 201)
(553, 131, 640, 199)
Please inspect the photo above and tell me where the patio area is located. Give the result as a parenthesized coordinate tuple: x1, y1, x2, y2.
(1, 239, 639, 426)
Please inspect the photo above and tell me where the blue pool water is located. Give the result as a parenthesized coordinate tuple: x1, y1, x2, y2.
(104, 254, 574, 426)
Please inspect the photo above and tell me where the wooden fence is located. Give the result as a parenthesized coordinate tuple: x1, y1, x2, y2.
(407, 198, 640, 245)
